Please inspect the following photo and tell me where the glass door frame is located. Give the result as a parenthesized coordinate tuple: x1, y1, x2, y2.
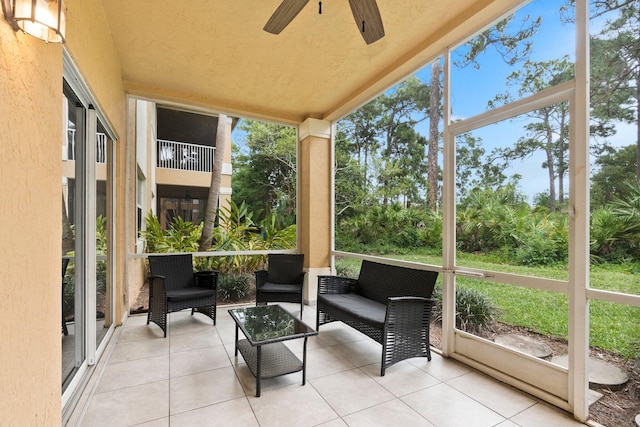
(62, 50, 117, 410)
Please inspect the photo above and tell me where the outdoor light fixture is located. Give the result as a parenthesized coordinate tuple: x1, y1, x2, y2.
(2, 0, 66, 43)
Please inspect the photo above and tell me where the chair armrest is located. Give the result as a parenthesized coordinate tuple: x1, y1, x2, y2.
(148, 275, 167, 298)
(385, 297, 434, 325)
(194, 270, 218, 289)
(255, 270, 268, 289)
(317, 276, 357, 295)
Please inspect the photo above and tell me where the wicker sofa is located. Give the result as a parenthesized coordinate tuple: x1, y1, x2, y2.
(316, 260, 439, 375)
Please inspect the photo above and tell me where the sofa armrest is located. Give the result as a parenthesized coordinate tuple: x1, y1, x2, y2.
(385, 297, 434, 326)
(194, 270, 218, 289)
(317, 276, 357, 295)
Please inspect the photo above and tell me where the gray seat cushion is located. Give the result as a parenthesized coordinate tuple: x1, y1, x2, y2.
(166, 287, 216, 302)
(318, 293, 387, 328)
(259, 282, 302, 293)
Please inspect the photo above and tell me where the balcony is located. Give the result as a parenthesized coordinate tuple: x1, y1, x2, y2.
(157, 139, 215, 173)
(67, 303, 586, 426)
(66, 129, 107, 164)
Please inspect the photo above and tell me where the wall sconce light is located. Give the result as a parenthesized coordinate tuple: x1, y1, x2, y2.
(2, 0, 66, 43)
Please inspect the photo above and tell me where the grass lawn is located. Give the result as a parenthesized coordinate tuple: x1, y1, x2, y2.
(336, 253, 640, 358)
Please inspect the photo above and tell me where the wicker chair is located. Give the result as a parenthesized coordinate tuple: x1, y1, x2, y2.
(147, 254, 218, 337)
(255, 254, 305, 317)
(317, 260, 438, 375)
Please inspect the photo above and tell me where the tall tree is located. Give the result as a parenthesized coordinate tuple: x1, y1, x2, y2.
(591, 5, 639, 179)
(377, 76, 430, 205)
(334, 125, 369, 219)
(591, 144, 639, 206)
(427, 61, 441, 210)
(231, 120, 297, 226)
(454, 14, 542, 69)
(563, 0, 639, 178)
(199, 113, 228, 251)
(339, 100, 382, 190)
(449, 13, 541, 204)
(489, 58, 574, 212)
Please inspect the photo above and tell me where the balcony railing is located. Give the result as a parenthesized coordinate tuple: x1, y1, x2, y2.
(66, 129, 107, 164)
(156, 139, 215, 172)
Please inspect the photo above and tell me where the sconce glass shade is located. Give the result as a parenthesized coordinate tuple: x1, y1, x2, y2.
(10, 0, 66, 43)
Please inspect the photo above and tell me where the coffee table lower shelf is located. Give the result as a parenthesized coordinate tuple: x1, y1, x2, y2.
(237, 339, 305, 397)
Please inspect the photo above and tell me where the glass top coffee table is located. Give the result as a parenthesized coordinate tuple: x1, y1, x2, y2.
(228, 305, 317, 397)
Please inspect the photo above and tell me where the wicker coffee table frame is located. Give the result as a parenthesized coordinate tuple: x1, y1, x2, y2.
(228, 305, 317, 397)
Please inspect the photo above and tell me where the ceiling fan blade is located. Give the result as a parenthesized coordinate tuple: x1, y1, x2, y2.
(348, 0, 385, 44)
(264, 0, 310, 34)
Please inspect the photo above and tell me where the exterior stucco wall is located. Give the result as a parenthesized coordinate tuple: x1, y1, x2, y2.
(0, 0, 127, 423)
(0, 23, 64, 424)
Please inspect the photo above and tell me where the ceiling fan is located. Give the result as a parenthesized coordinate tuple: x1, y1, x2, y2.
(264, 0, 385, 45)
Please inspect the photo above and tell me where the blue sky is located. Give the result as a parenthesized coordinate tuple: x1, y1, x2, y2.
(413, 0, 574, 202)
(410, 0, 633, 203)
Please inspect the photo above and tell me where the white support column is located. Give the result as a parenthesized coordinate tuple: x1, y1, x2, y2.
(441, 52, 456, 357)
(568, 0, 590, 422)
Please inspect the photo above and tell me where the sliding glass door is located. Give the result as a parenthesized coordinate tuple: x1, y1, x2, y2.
(61, 75, 115, 398)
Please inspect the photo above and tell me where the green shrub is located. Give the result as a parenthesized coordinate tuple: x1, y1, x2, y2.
(335, 262, 359, 278)
(431, 284, 499, 335)
(218, 273, 252, 302)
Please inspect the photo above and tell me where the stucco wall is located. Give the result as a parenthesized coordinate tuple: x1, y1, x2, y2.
(0, 22, 64, 425)
(0, 0, 128, 423)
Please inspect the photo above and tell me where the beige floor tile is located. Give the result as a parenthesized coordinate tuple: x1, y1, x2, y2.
(249, 382, 339, 427)
(233, 361, 302, 396)
(169, 328, 223, 353)
(311, 368, 395, 416)
(97, 355, 169, 393)
(408, 352, 471, 381)
(315, 323, 369, 346)
(361, 360, 441, 397)
(117, 323, 165, 342)
(80, 380, 169, 427)
(170, 397, 258, 426)
(331, 339, 382, 368)
(402, 382, 505, 427)
(123, 314, 150, 327)
(170, 345, 231, 377)
(447, 371, 536, 418)
(167, 311, 216, 336)
(510, 402, 587, 426)
(495, 421, 521, 427)
(316, 420, 349, 427)
(169, 366, 245, 414)
(69, 305, 592, 427)
(342, 399, 435, 427)
(108, 338, 170, 363)
(305, 346, 357, 379)
(131, 418, 169, 427)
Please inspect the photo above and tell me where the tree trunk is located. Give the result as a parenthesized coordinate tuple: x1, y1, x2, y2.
(62, 195, 75, 254)
(636, 70, 640, 181)
(428, 61, 441, 211)
(558, 108, 566, 205)
(198, 113, 228, 251)
(545, 114, 557, 213)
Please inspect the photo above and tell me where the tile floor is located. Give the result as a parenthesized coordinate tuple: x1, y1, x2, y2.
(67, 303, 588, 427)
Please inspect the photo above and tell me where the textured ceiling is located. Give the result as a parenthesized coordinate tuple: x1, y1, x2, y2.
(101, 0, 520, 124)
